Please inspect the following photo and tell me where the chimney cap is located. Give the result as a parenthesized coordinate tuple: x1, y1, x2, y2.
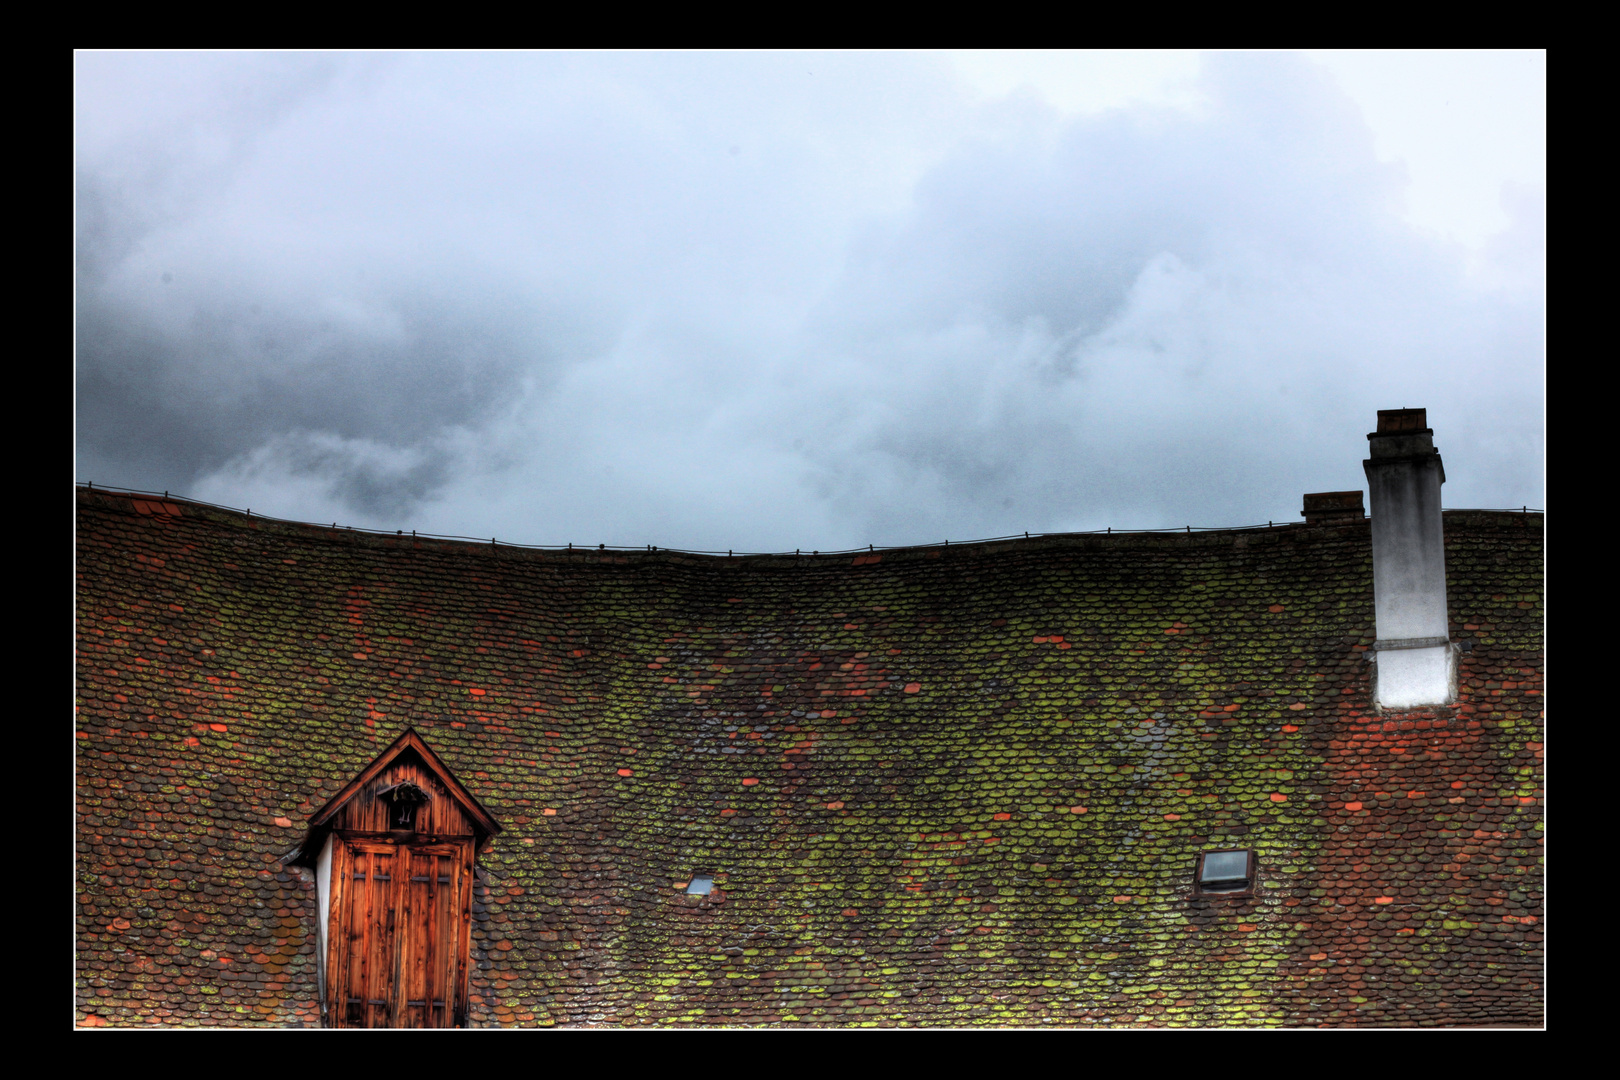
(1302, 490, 1366, 524)
(1303, 491, 1364, 510)
(1374, 408, 1432, 436)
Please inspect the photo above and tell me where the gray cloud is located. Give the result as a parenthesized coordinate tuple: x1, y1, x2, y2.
(76, 52, 1543, 550)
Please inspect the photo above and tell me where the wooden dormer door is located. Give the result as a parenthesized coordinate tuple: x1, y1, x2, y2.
(327, 835, 474, 1028)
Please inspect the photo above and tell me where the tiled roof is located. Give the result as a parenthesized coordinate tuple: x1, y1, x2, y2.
(74, 486, 1543, 1027)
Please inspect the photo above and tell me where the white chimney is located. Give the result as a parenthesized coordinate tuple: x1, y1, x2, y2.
(1363, 408, 1456, 709)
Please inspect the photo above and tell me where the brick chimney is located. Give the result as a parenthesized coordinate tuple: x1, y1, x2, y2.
(1363, 408, 1455, 709)
(1301, 490, 1365, 526)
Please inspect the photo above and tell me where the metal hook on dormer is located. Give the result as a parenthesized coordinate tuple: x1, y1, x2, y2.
(378, 780, 431, 830)
(378, 780, 430, 804)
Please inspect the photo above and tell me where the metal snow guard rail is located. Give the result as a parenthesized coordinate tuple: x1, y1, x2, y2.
(76, 482, 1542, 559)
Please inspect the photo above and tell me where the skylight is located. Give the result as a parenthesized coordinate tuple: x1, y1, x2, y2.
(1196, 850, 1254, 895)
(686, 874, 714, 896)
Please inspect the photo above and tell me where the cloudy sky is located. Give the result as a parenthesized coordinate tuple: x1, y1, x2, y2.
(75, 51, 1545, 552)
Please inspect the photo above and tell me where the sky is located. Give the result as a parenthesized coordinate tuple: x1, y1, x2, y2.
(75, 50, 1545, 553)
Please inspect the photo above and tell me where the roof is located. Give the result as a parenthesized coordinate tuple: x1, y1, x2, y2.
(74, 486, 1544, 1027)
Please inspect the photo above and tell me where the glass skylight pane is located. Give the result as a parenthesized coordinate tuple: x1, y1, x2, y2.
(687, 875, 714, 896)
(1200, 850, 1249, 882)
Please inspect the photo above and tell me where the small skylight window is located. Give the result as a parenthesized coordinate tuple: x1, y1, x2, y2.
(686, 874, 714, 896)
(1195, 850, 1254, 896)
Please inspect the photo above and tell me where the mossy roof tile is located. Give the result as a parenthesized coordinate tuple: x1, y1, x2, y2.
(76, 488, 1542, 1027)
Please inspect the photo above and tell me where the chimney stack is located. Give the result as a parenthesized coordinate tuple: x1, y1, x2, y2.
(1302, 490, 1365, 526)
(1363, 408, 1455, 708)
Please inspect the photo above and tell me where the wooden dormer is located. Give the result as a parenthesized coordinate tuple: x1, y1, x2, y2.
(292, 728, 501, 857)
(288, 729, 500, 1028)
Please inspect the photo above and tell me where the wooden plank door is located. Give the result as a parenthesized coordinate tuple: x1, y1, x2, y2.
(330, 838, 473, 1028)
(398, 843, 469, 1028)
(339, 841, 401, 1028)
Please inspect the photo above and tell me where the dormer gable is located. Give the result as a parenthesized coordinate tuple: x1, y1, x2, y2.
(288, 728, 500, 867)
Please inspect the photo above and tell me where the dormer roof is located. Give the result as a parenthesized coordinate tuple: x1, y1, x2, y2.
(285, 728, 500, 867)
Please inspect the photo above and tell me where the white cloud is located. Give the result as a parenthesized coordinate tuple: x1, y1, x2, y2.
(77, 51, 1545, 549)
